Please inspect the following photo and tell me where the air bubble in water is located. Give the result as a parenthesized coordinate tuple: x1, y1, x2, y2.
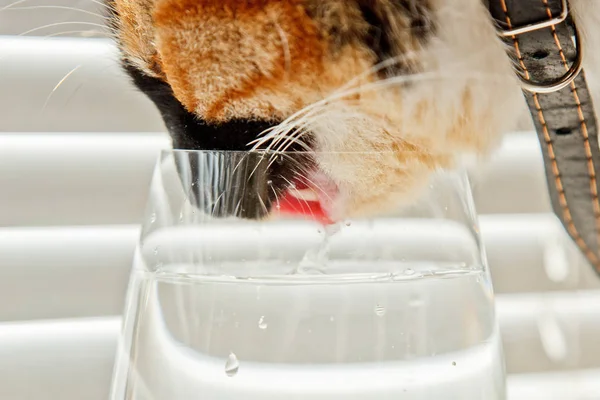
(225, 352, 239, 377)
(374, 304, 386, 316)
(404, 268, 415, 276)
(258, 316, 268, 329)
(150, 213, 156, 223)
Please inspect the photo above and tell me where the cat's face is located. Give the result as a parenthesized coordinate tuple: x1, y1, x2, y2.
(108, 0, 523, 220)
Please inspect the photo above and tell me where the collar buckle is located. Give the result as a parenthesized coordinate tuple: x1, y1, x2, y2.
(498, 0, 582, 94)
(500, 0, 568, 37)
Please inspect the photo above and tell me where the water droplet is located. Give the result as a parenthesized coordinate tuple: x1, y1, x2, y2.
(374, 304, 386, 317)
(225, 352, 239, 377)
(153, 246, 159, 255)
(258, 316, 268, 329)
(404, 268, 415, 276)
(150, 213, 156, 223)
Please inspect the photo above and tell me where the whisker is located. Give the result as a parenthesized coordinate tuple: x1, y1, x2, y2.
(76, 0, 114, 11)
(211, 192, 226, 218)
(334, 50, 426, 94)
(0, 0, 27, 12)
(298, 176, 334, 204)
(252, 106, 326, 151)
(4, 5, 109, 19)
(256, 193, 269, 217)
(272, 112, 324, 153)
(41, 64, 82, 111)
(246, 152, 271, 183)
(277, 131, 313, 154)
(265, 134, 312, 171)
(18, 21, 111, 36)
(280, 176, 311, 217)
(269, 182, 281, 211)
(281, 156, 337, 204)
(43, 30, 111, 38)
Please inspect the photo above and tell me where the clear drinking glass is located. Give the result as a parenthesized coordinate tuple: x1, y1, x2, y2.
(110, 150, 505, 400)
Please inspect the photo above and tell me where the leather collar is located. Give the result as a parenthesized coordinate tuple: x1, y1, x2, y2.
(487, 0, 600, 276)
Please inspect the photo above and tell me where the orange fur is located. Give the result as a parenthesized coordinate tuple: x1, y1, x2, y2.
(111, 0, 524, 218)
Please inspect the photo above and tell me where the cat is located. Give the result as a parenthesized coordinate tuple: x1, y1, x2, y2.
(106, 0, 600, 222)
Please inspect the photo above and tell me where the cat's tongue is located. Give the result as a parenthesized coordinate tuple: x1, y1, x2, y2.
(277, 180, 333, 225)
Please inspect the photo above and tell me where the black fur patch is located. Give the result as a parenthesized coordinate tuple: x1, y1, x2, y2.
(123, 63, 282, 151)
(360, 0, 435, 76)
(306, 0, 435, 77)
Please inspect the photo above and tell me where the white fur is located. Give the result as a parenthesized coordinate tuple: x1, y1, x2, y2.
(294, 0, 600, 218)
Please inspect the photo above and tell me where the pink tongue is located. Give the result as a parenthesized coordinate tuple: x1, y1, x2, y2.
(277, 190, 332, 225)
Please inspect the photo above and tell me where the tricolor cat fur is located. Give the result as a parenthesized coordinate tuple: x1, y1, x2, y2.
(107, 0, 600, 221)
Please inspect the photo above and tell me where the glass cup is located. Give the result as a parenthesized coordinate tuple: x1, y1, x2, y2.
(110, 150, 505, 400)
